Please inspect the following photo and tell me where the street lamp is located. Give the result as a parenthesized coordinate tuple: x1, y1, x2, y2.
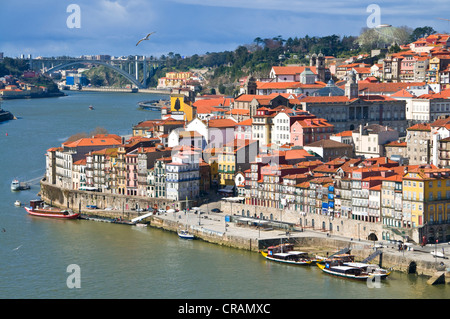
(435, 239, 438, 264)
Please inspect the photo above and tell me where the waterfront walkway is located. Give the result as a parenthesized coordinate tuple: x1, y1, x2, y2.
(150, 199, 450, 275)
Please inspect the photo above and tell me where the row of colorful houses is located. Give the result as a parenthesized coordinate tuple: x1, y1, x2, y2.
(237, 155, 450, 244)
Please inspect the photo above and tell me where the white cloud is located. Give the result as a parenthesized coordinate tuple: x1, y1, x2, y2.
(167, 0, 449, 17)
(2, 0, 449, 57)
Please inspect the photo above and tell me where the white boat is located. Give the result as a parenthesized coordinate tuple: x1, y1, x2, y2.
(431, 250, 447, 259)
(11, 179, 20, 191)
(261, 243, 313, 265)
(14, 200, 21, 206)
(11, 179, 30, 191)
(178, 229, 195, 240)
(344, 262, 391, 277)
(178, 197, 195, 239)
(135, 223, 147, 227)
(317, 262, 391, 280)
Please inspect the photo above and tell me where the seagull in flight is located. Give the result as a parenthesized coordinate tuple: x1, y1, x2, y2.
(136, 32, 155, 46)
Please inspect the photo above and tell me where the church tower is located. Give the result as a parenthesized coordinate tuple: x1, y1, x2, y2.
(345, 71, 358, 99)
(244, 76, 257, 95)
(309, 52, 326, 82)
(316, 52, 325, 82)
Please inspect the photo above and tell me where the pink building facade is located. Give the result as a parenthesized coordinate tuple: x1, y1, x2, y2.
(290, 118, 334, 147)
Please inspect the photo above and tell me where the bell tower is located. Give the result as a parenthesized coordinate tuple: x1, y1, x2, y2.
(316, 52, 325, 82)
(345, 71, 358, 99)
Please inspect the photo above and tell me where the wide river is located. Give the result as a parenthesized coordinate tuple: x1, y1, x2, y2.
(0, 90, 448, 300)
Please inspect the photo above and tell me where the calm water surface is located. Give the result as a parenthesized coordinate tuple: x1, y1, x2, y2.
(0, 91, 448, 299)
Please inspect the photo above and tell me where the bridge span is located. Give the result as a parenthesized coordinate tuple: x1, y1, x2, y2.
(28, 56, 163, 89)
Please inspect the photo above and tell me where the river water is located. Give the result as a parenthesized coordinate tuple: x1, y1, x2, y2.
(0, 91, 448, 300)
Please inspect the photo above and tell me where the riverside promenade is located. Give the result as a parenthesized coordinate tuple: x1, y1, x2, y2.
(38, 181, 449, 281)
(146, 198, 450, 281)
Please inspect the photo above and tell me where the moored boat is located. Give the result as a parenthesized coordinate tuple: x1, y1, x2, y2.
(178, 229, 195, 239)
(317, 253, 356, 265)
(24, 200, 80, 219)
(317, 260, 390, 281)
(11, 179, 20, 191)
(11, 179, 30, 191)
(14, 200, 21, 206)
(261, 243, 313, 265)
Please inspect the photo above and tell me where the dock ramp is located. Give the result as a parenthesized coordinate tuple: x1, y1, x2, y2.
(329, 247, 350, 258)
(131, 212, 153, 223)
(362, 249, 383, 263)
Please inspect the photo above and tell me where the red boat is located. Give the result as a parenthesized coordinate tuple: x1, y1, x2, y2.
(24, 200, 80, 219)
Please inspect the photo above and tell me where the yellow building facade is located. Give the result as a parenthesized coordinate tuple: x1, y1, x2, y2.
(170, 94, 196, 122)
(403, 168, 450, 228)
(218, 146, 236, 188)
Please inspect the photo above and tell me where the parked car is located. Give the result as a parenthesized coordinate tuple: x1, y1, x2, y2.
(211, 208, 221, 213)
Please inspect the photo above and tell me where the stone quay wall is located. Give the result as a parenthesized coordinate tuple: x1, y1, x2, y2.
(39, 182, 445, 278)
(148, 217, 260, 251)
(147, 218, 445, 277)
(39, 181, 177, 217)
(221, 202, 420, 243)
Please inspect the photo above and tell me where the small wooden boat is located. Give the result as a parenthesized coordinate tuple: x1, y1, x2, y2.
(317, 261, 390, 280)
(261, 251, 312, 265)
(24, 200, 80, 219)
(261, 243, 313, 265)
(178, 229, 195, 239)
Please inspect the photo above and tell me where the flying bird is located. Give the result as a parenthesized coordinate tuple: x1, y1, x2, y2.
(136, 32, 155, 46)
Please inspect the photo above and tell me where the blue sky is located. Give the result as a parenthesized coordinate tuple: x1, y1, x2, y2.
(1, 0, 450, 58)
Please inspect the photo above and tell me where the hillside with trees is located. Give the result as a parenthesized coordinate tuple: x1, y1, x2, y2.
(68, 25, 443, 95)
(0, 57, 60, 93)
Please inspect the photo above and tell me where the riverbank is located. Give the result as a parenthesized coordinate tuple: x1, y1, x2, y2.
(38, 181, 450, 280)
(0, 109, 15, 122)
(76, 86, 171, 95)
(146, 208, 450, 279)
(0, 91, 65, 100)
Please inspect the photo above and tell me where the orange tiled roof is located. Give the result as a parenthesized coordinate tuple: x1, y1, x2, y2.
(195, 104, 224, 114)
(333, 130, 353, 137)
(358, 82, 426, 93)
(236, 118, 253, 126)
(431, 117, 450, 127)
(284, 149, 316, 160)
(391, 89, 416, 98)
(226, 108, 250, 115)
(63, 137, 122, 148)
(271, 66, 317, 75)
(193, 97, 233, 108)
(386, 140, 407, 147)
(235, 94, 257, 102)
(208, 118, 237, 128)
(295, 118, 334, 128)
(407, 123, 431, 131)
(299, 96, 351, 103)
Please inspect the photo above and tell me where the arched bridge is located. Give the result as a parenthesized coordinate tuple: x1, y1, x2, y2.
(31, 56, 162, 89)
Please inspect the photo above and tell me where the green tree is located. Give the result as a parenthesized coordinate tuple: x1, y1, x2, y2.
(410, 26, 437, 42)
(89, 74, 104, 86)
